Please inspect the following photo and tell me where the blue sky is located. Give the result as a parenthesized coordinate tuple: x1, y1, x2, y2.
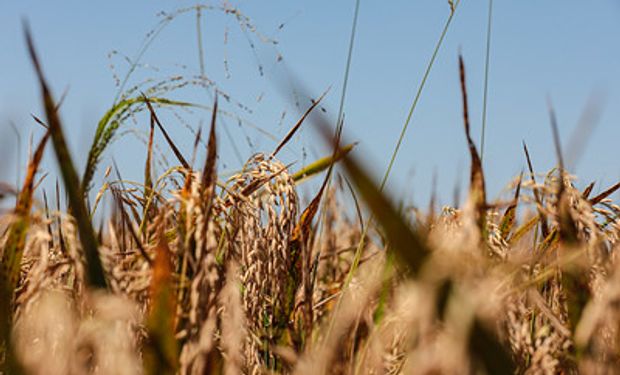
(1, 1, 620, 207)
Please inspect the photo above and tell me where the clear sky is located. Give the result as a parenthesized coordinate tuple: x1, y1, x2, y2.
(1, 1, 620, 208)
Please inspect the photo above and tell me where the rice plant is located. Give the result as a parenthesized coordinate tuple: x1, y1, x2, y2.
(2, 3, 620, 375)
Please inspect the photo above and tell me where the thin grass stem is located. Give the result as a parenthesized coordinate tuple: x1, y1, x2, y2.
(480, 0, 493, 161)
(327, 0, 461, 338)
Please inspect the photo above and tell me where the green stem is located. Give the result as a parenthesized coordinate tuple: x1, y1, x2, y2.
(326, 0, 461, 339)
(480, 0, 493, 161)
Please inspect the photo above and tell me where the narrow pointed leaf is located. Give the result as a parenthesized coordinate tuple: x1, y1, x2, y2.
(201, 95, 218, 196)
(589, 180, 620, 206)
(499, 172, 522, 240)
(582, 181, 595, 199)
(458, 55, 487, 231)
(271, 90, 327, 159)
(522, 141, 549, 238)
(144, 213, 178, 375)
(1, 131, 49, 291)
(143, 95, 190, 170)
(25, 27, 108, 289)
(291, 143, 356, 183)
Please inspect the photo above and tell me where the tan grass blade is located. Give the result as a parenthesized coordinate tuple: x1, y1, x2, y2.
(1, 131, 49, 292)
(522, 141, 549, 237)
(582, 181, 595, 199)
(288, 160, 333, 343)
(55, 180, 68, 255)
(201, 95, 218, 198)
(458, 55, 487, 231)
(271, 90, 327, 159)
(589, 180, 620, 206)
(499, 172, 522, 240)
(291, 173, 329, 246)
(144, 112, 155, 202)
(197, 95, 218, 259)
(110, 183, 152, 264)
(144, 211, 178, 375)
(509, 215, 539, 245)
(42, 190, 54, 250)
(143, 94, 190, 170)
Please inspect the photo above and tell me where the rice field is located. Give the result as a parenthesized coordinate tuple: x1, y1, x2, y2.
(2, 2, 620, 375)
